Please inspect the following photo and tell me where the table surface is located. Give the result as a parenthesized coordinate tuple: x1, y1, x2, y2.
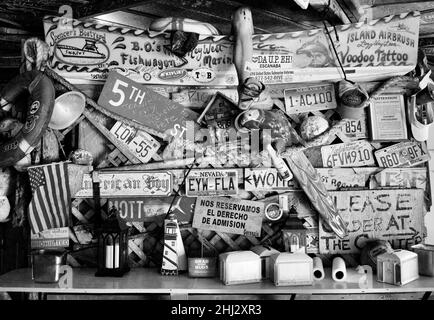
(1, 268, 434, 295)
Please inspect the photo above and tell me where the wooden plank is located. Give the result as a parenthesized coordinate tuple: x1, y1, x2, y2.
(319, 189, 426, 254)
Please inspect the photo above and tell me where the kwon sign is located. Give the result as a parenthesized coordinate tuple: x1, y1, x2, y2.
(107, 197, 195, 223)
(321, 140, 375, 167)
(192, 197, 264, 236)
(186, 169, 238, 197)
(98, 71, 198, 138)
(319, 189, 425, 254)
(244, 168, 294, 191)
(74, 171, 172, 198)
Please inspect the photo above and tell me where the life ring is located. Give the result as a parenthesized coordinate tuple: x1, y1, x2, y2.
(0, 71, 55, 167)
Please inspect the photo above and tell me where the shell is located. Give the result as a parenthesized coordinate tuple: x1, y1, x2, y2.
(299, 116, 330, 141)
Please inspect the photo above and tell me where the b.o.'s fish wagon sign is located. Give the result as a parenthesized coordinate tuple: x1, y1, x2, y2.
(374, 141, 430, 167)
(283, 83, 336, 114)
(107, 197, 196, 223)
(319, 189, 426, 254)
(98, 71, 198, 138)
(74, 171, 173, 198)
(185, 169, 238, 197)
(321, 140, 375, 168)
(192, 197, 264, 237)
(244, 168, 294, 191)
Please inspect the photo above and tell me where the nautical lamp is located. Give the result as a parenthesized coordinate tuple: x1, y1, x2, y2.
(95, 207, 130, 277)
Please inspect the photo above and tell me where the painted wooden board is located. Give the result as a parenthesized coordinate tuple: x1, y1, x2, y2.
(316, 168, 370, 190)
(283, 83, 336, 114)
(192, 197, 264, 237)
(74, 171, 172, 197)
(30, 227, 69, 249)
(98, 71, 198, 138)
(319, 189, 426, 254)
(321, 141, 375, 168)
(374, 168, 428, 190)
(107, 197, 195, 223)
(110, 121, 160, 163)
(185, 169, 238, 197)
(375, 141, 430, 167)
(244, 168, 294, 191)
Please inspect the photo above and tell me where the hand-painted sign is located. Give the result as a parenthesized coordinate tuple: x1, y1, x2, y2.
(284, 83, 336, 114)
(244, 168, 294, 191)
(43, 16, 237, 86)
(375, 141, 430, 167)
(192, 197, 264, 236)
(321, 140, 375, 167)
(110, 121, 160, 163)
(31, 227, 69, 249)
(98, 71, 198, 138)
(185, 169, 238, 197)
(319, 189, 425, 254)
(74, 171, 172, 197)
(107, 197, 195, 223)
(316, 168, 369, 190)
(374, 168, 427, 190)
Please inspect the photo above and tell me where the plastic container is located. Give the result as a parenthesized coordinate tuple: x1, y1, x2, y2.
(31, 249, 66, 283)
(270, 252, 313, 286)
(411, 244, 434, 276)
(219, 251, 261, 285)
(377, 249, 419, 286)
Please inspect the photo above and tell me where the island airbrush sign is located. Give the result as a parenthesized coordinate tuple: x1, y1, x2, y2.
(249, 12, 419, 84)
(43, 15, 237, 85)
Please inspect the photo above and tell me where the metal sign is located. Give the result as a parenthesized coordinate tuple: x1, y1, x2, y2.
(244, 168, 294, 191)
(192, 197, 264, 237)
(74, 171, 172, 198)
(110, 121, 160, 163)
(107, 197, 195, 223)
(284, 84, 336, 114)
(185, 169, 238, 197)
(339, 117, 368, 141)
(319, 189, 425, 254)
(98, 71, 198, 138)
(31, 227, 69, 249)
(321, 140, 375, 167)
(375, 141, 430, 167)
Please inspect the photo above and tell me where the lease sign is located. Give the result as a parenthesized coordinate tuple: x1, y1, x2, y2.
(192, 197, 264, 236)
(321, 141, 375, 167)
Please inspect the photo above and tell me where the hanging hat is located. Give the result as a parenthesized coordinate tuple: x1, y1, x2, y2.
(49, 91, 85, 130)
(336, 80, 369, 119)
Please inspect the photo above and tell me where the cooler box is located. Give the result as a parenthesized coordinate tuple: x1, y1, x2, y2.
(219, 251, 261, 285)
(270, 252, 313, 286)
(377, 249, 419, 286)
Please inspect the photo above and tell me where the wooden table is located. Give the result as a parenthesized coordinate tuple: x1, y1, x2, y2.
(0, 268, 433, 300)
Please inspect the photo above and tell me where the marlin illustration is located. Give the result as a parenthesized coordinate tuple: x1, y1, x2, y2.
(296, 39, 336, 68)
(57, 39, 106, 59)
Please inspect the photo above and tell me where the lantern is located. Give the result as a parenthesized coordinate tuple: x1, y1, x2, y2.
(95, 208, 130, 277)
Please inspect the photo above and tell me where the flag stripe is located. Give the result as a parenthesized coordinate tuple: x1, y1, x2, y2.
(44, 165, 61, 228)
(34, 188, 49, 231)
(58, 163, 70, 226)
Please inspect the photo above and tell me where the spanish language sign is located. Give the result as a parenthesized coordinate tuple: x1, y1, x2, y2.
(192, 197, 264, 236)
(319, 189, 425, 254)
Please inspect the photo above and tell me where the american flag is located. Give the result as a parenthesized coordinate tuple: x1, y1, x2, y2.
(28, 162, 71, 234)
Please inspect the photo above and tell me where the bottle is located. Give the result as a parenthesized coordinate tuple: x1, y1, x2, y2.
(265, 144, 292, 181)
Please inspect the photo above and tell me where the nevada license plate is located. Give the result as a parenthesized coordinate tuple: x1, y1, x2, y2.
(374, 141, 430, 167)
(284, 83, 336, 114)
(321, 140, 375, 167)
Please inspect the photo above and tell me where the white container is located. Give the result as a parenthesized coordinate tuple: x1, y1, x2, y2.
(219, 251, 261, 285)
(270, 252, 313, 286)
(250, 245, 280, 279)
(377, 249, 419, 286)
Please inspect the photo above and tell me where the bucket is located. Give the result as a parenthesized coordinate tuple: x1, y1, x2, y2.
(31, 249, 66, 283)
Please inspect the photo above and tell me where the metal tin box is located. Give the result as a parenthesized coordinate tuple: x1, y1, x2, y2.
(250, 245, 279, 279)
(411, 244, 434, 277)
(219, 251, 261, 285)
(270, 252, 313, 286)
(188, 257, 217, 278)
(377, 249, 419, 286)
(31, 249, 66, 283)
